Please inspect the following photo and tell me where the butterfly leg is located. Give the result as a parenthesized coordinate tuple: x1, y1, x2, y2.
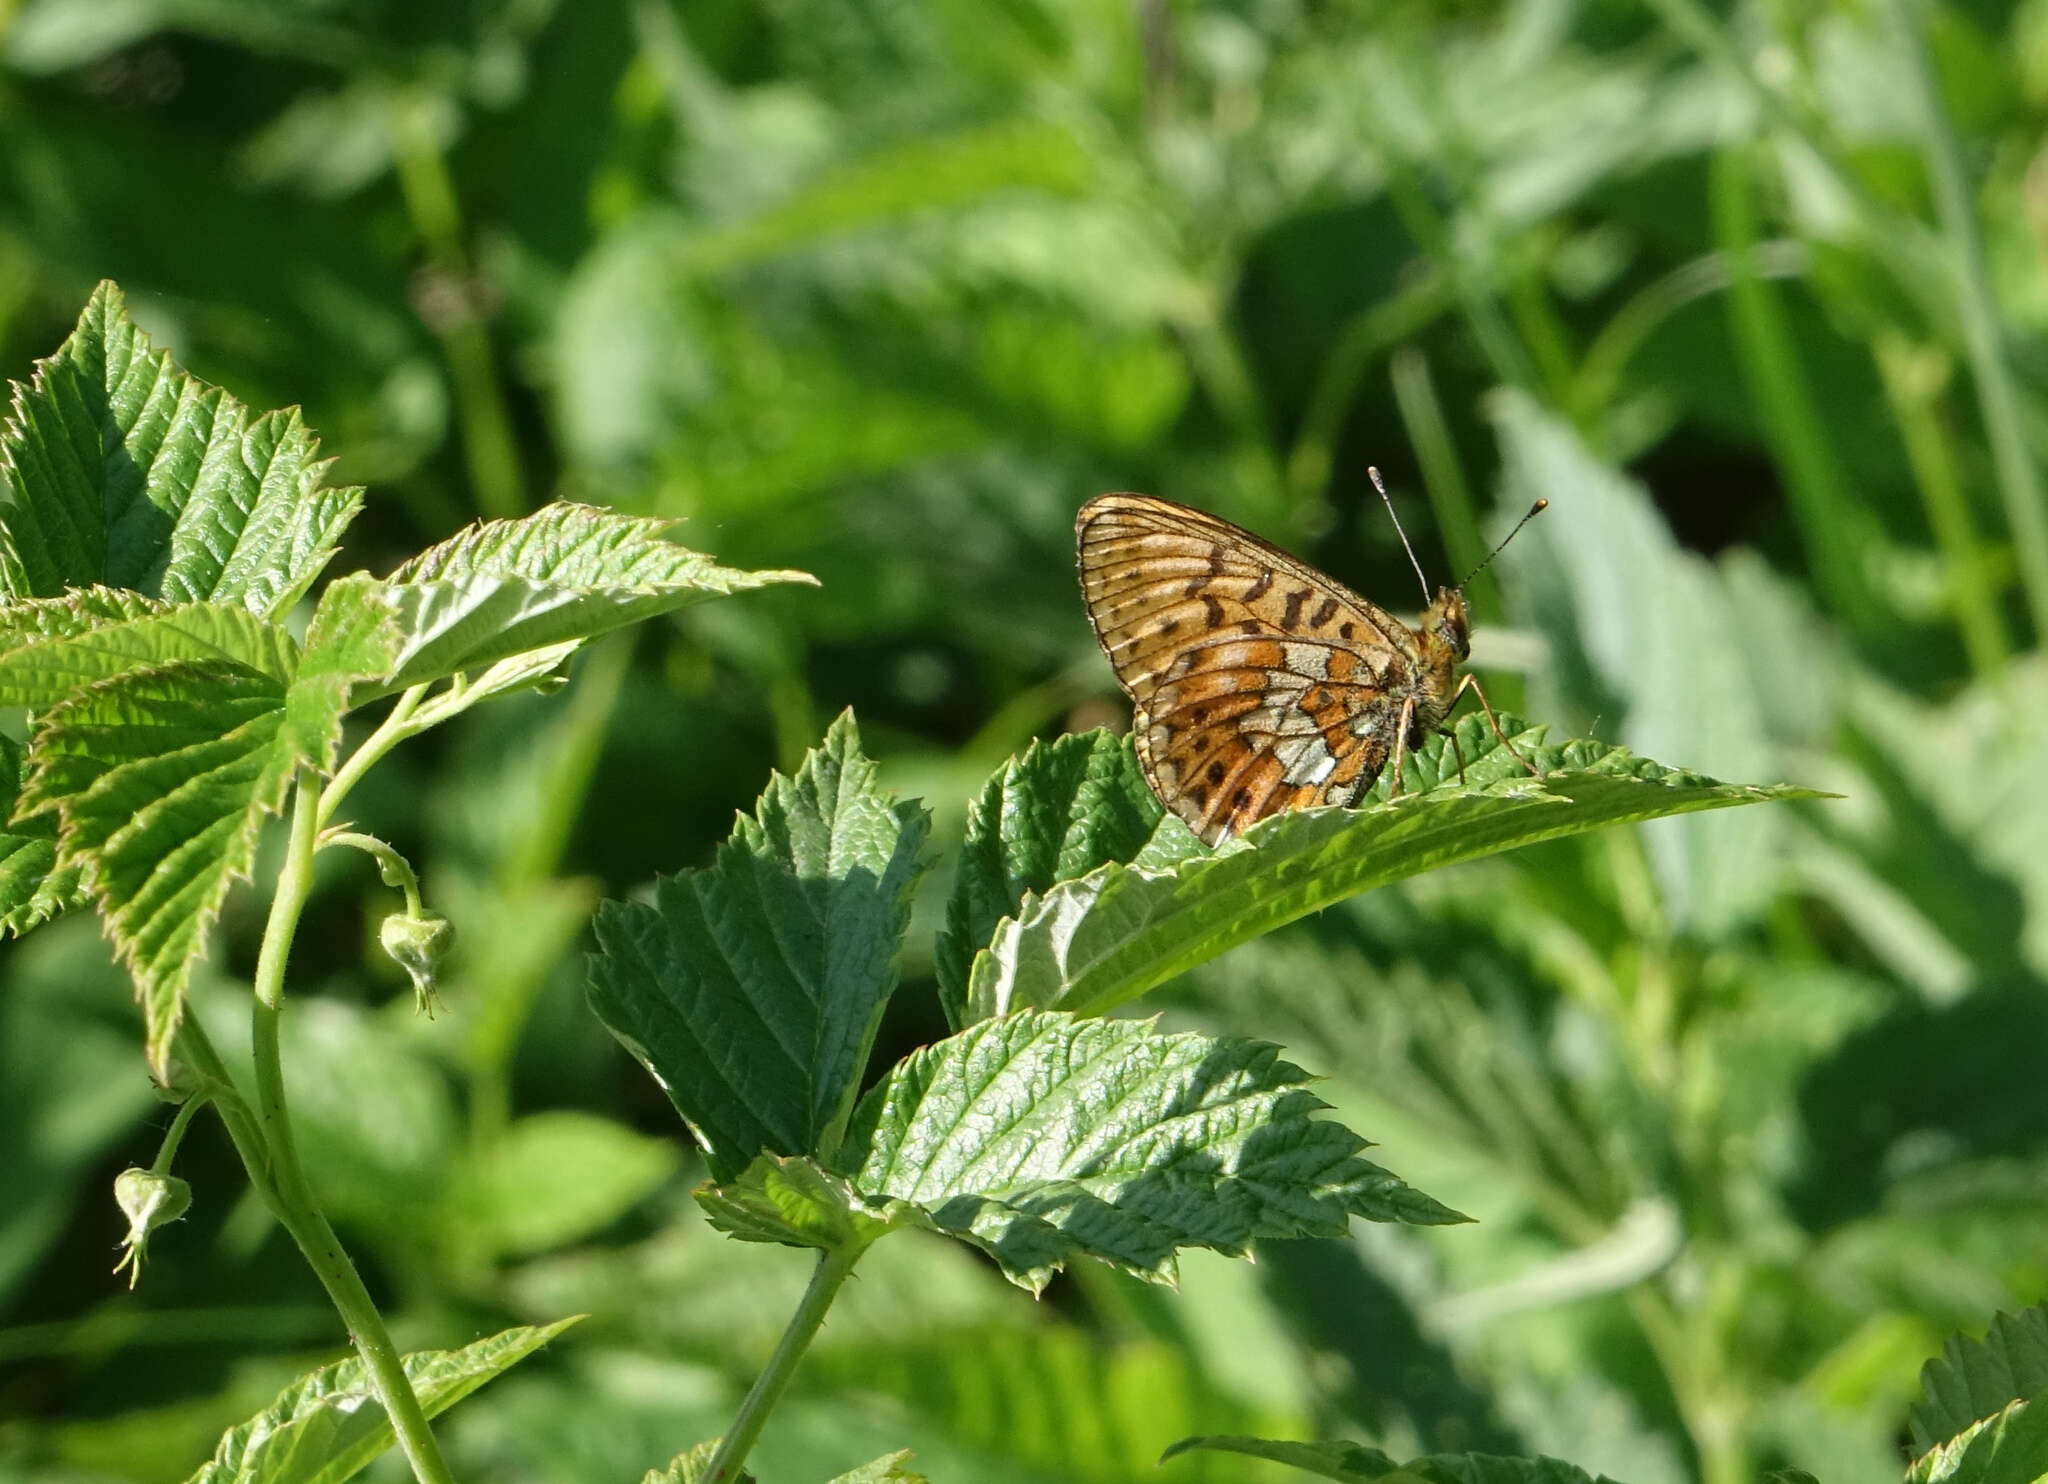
(1449, 673, 1543, 779)
(1440, 727, 1469, 787)
(1388, 693, 1420, 799)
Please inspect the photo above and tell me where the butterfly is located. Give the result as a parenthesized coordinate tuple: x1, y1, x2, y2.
(1075, 475, 1545, 846)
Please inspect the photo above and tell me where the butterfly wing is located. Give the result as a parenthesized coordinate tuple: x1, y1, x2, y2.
(1076, 493, 1431, 845)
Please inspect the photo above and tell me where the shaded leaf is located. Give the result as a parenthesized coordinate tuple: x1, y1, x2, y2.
(935, 729, 1168, 1029)
(184, 1318, 580, 1484)
(1913, 1305, 2048, 1454)
(1162, 1437, 1625, 1484)
(588, 711, 931, 1181)
(0, 280, 358, 615)
(1907, 1398, 2048, 1484)
(0, 731, 81, 935)
(968, 716, 1818, 1021)
(838, 1010, 1461, 1293)
(445, 1111, 680, 1262)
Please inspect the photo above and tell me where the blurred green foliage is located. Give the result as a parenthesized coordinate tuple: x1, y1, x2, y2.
(3, 0, 2047, 1480)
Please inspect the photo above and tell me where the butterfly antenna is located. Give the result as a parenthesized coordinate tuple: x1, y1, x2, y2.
(1368, 466, 1432, 604)
(1457, 499, 1548, 590)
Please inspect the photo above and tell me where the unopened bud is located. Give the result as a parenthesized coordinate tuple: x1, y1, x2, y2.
(113, 1167, 191, 1289)
(380, 910, 455, 1016)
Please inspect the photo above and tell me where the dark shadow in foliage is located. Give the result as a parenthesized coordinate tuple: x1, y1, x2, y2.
(1255, 1236, 1518, 1456)
(1791, 976, 2048, 1230)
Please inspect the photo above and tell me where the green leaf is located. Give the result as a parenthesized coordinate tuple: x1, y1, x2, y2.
(828, 1452, 927, 1483)
(1161, 1437, 1626, 1484)
(183, 1318, 580, 1484)
(1908, 1398, 2048, 1484)
(968, 716, 1820, 1021)
(934, 730, 1169, 1029)
(1913, 1305, 2048, 1453)
(0, 281, 359, 615)
(0, 731, 81, 935)
(371, 502, 816, 694)
(23, 661, 293, 1074)
(588, 711, 932, 1182)
(0, 589, 296, 710)
(640, 1440, 750, 1484)
(443, 1111, 680, 1262)
(837, 1009, 1461, 1293)
(696, 1152, 918, 1251)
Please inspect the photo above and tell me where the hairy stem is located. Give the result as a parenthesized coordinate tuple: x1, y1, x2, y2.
(702, 1244, 864, 1481)
(252, 775, 458, 1484)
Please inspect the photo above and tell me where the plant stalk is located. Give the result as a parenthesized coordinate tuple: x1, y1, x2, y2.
(1881, 0, 2048, 644)
(702, 1244, 864, 1481)
(251, 775, 459, 1484)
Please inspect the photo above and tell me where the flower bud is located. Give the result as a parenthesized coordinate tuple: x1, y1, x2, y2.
(380, 909, 455, 1016)
(113, 1167, 191, 1289)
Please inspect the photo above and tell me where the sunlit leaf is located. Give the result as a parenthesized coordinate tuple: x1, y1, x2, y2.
(0, 281, 358, 615)
(968, 715, 1818, 1020)
(183, 1319, 580, 1484)
(588, 711, 931, 1181)
(838, 1009, 1461, 1293)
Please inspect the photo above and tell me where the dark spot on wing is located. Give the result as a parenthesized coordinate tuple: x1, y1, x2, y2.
(1206, 760, 1226, 785)
(1245, 569, 1273, 602)
(1281, 589, 1309, 630)
(1310, 597, 1339, 628)
(1202, 594, 1225, 628)
(1339, 621, 1356, 640)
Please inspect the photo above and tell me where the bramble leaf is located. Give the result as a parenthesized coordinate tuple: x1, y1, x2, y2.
(588, 712, 931, 1182)
(836, 1009, 1461, 1293)
(1162, 1437, 1626, 1484)
(934, 730, 1175, 1029)
(696, 1153, 919, 1251)
(1912, 1304, 2048, 1455)
(368, 502, 816, 694)
(23, 661, 294, 1074)
(0, 732, 80, 935)
(183, 1318, 579, 1484)
(0, 589, 295, 710)
(968, 715, 1822, 1021)
(0, 281, 359, 615)
(1907, 1398, 2048, 1484)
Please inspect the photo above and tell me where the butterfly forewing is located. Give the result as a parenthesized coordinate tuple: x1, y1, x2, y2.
(1076, 493, 1436, 845)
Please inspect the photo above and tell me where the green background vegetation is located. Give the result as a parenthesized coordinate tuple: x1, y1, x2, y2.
(3, 0, 2046, 1480)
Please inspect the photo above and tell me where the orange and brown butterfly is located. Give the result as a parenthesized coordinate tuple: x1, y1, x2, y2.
(1075, 473, 1546, 846)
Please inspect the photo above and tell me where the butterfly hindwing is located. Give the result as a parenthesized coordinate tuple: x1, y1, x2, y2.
(1076, 493, 1437, 844)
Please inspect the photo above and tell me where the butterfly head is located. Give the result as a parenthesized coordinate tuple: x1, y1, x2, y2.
(1423, 586, 1472, 666)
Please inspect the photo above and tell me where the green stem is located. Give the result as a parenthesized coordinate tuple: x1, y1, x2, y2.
(1881, 0, 2048, 644)
(1872, 332, 2012, 681)
(1709, 146, 1881, 634)
(172, 1016, 278, 1207)
(702, 1244, 864, 1481)
(1572, 240, 1807, 418)
(1389, 345, 1490, 611)
(388, 88, 526, 521)
(252, 776, 458, 1484)
(150, 1094, 208, 1175)
(322, 829, 425, 915)
(1283, 271, 1452, 505)
(319, 685, 430, 830)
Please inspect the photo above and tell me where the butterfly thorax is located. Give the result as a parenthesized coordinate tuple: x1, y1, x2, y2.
(1410, 586, 1471, 730)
